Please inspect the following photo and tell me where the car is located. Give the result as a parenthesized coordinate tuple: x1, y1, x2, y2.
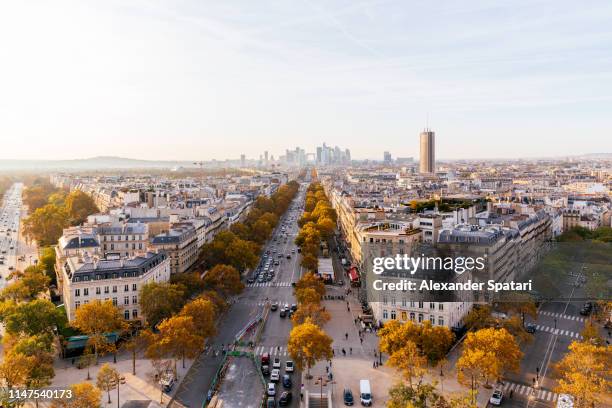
(525, 323, 536, 334)
(261, 353, 270, 365)
(279, 309, 287, 318)
(282, 374, 292, 388)
(286, 255, 291, 259)
(278, 391, 292, 406)
(247, 278, 255, 284)
(261, 364, 270, 375)
(271, 303, 278, 311)
(267, 397, 276, 408)
(343, 388, 354, 406)
(271, 369, 280, 382)
(580, 305, 592, 316)
(285, 360, 294, 373)
(273, 357, 281, 369)
(291, 304, 298, 312)
(489, 389, 503, 406)
(267, 383, 276, 396)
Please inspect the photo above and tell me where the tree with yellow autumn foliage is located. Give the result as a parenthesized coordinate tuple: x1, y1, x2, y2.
(555, 341, 611, 408)
(287, 319, 333, 377)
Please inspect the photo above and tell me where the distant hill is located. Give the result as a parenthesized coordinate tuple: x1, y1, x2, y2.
(0, 156, 206, 170)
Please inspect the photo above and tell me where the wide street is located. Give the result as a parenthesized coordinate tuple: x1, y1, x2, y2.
(173, 182, 308, 408)
(0, 182, 33, 287)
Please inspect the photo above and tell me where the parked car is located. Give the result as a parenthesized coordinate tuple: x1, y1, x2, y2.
(278, 391, 292, 406)
(261, 365, 270, 376)
(489, 389, 503, 406)
(343, 388, 354, 406)
(525, 323, 536, 334)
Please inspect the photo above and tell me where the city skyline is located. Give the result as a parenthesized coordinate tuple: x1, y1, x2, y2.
(1, 1, 612, 161)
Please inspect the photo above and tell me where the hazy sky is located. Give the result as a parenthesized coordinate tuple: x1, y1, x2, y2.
(1, 0, 611, 161)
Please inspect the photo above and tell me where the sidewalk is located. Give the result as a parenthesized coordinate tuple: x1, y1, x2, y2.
(47, 350, 195, 407)
(303, 283, 493, 407)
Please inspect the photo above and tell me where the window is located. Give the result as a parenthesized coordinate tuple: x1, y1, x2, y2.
(132, 309, 138, 318)
(96, 287, 101, 295)
(401, 298, 407, 307)
(132, 284, 137, 291)
(75, 301, 80, 309)
(439, 303, 444, 311)
(438, 317, 444, 326)
(124, 310, 130, 320)
(418, 313, 423, 323)
(124, 285, 129, 292)
(401, 311, 407, 320)
(112, 297, 117, 306)
(430, 315, 435, 324)
(418, 301, 423, 309)
(383, 310, 388, 319)
(430, 302, 435, 310)
(110, 244, 114, 250)
(124, 296, 129, 305)
(390, 310, 397, 320)
(383, 296, 388, 305)
(391, 297, 396, 306)
(104, 286, 109, 294)
(410, 312, 415, 321)
(132, 295, 137, 304)
(139, 243, 142, 249)
(112, 286, 117, 293)
(75, 289, 80, 297)
(83, 288, 89, 296)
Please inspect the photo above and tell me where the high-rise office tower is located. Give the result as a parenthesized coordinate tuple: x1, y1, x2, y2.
(240, 154, 246, 167)
(419, 129, 435, 173)
(383, 151, 392, 163)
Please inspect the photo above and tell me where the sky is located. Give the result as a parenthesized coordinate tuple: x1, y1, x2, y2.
(1, 0, 611, 161)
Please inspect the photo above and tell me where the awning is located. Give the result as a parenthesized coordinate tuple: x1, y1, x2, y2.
(348, 267, 359, 282)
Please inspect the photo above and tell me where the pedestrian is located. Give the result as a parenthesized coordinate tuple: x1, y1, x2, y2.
(509, 390, 513, 399)
(332, 349, 335, 357)
(348, 306, 350, 312)
(330, 360, 332, 367)
(350, 347, 352, 355)
(354, 318, 357, 325)
(345, 332, 348, 340)
(300, 384, 304, 401)
(342, 348, 346, 356)
(326, 366, 329, 373)
(360, 337, 363, 345)
(373, 361, 376, 368)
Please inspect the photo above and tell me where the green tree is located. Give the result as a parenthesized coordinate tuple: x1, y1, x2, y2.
(2, 298, 66, 337)
(139, 282, 186, 327)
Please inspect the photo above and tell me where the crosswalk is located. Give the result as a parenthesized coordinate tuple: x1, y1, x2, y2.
(247, 281, 293, 288)
(534, 324, 582, 339)
(501, 381, 559, 402)
(253, 345, 289, 357)
(539, 311, 585, 322)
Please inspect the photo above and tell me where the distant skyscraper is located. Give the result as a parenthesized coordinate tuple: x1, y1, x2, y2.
(419, 129, 435, 173)
(383, 151, 392, 163)
(240, 154, 246, 167)
(264, 151, 269, 164)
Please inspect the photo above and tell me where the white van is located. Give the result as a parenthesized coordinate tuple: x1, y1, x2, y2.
(359, 379, 372, 406)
